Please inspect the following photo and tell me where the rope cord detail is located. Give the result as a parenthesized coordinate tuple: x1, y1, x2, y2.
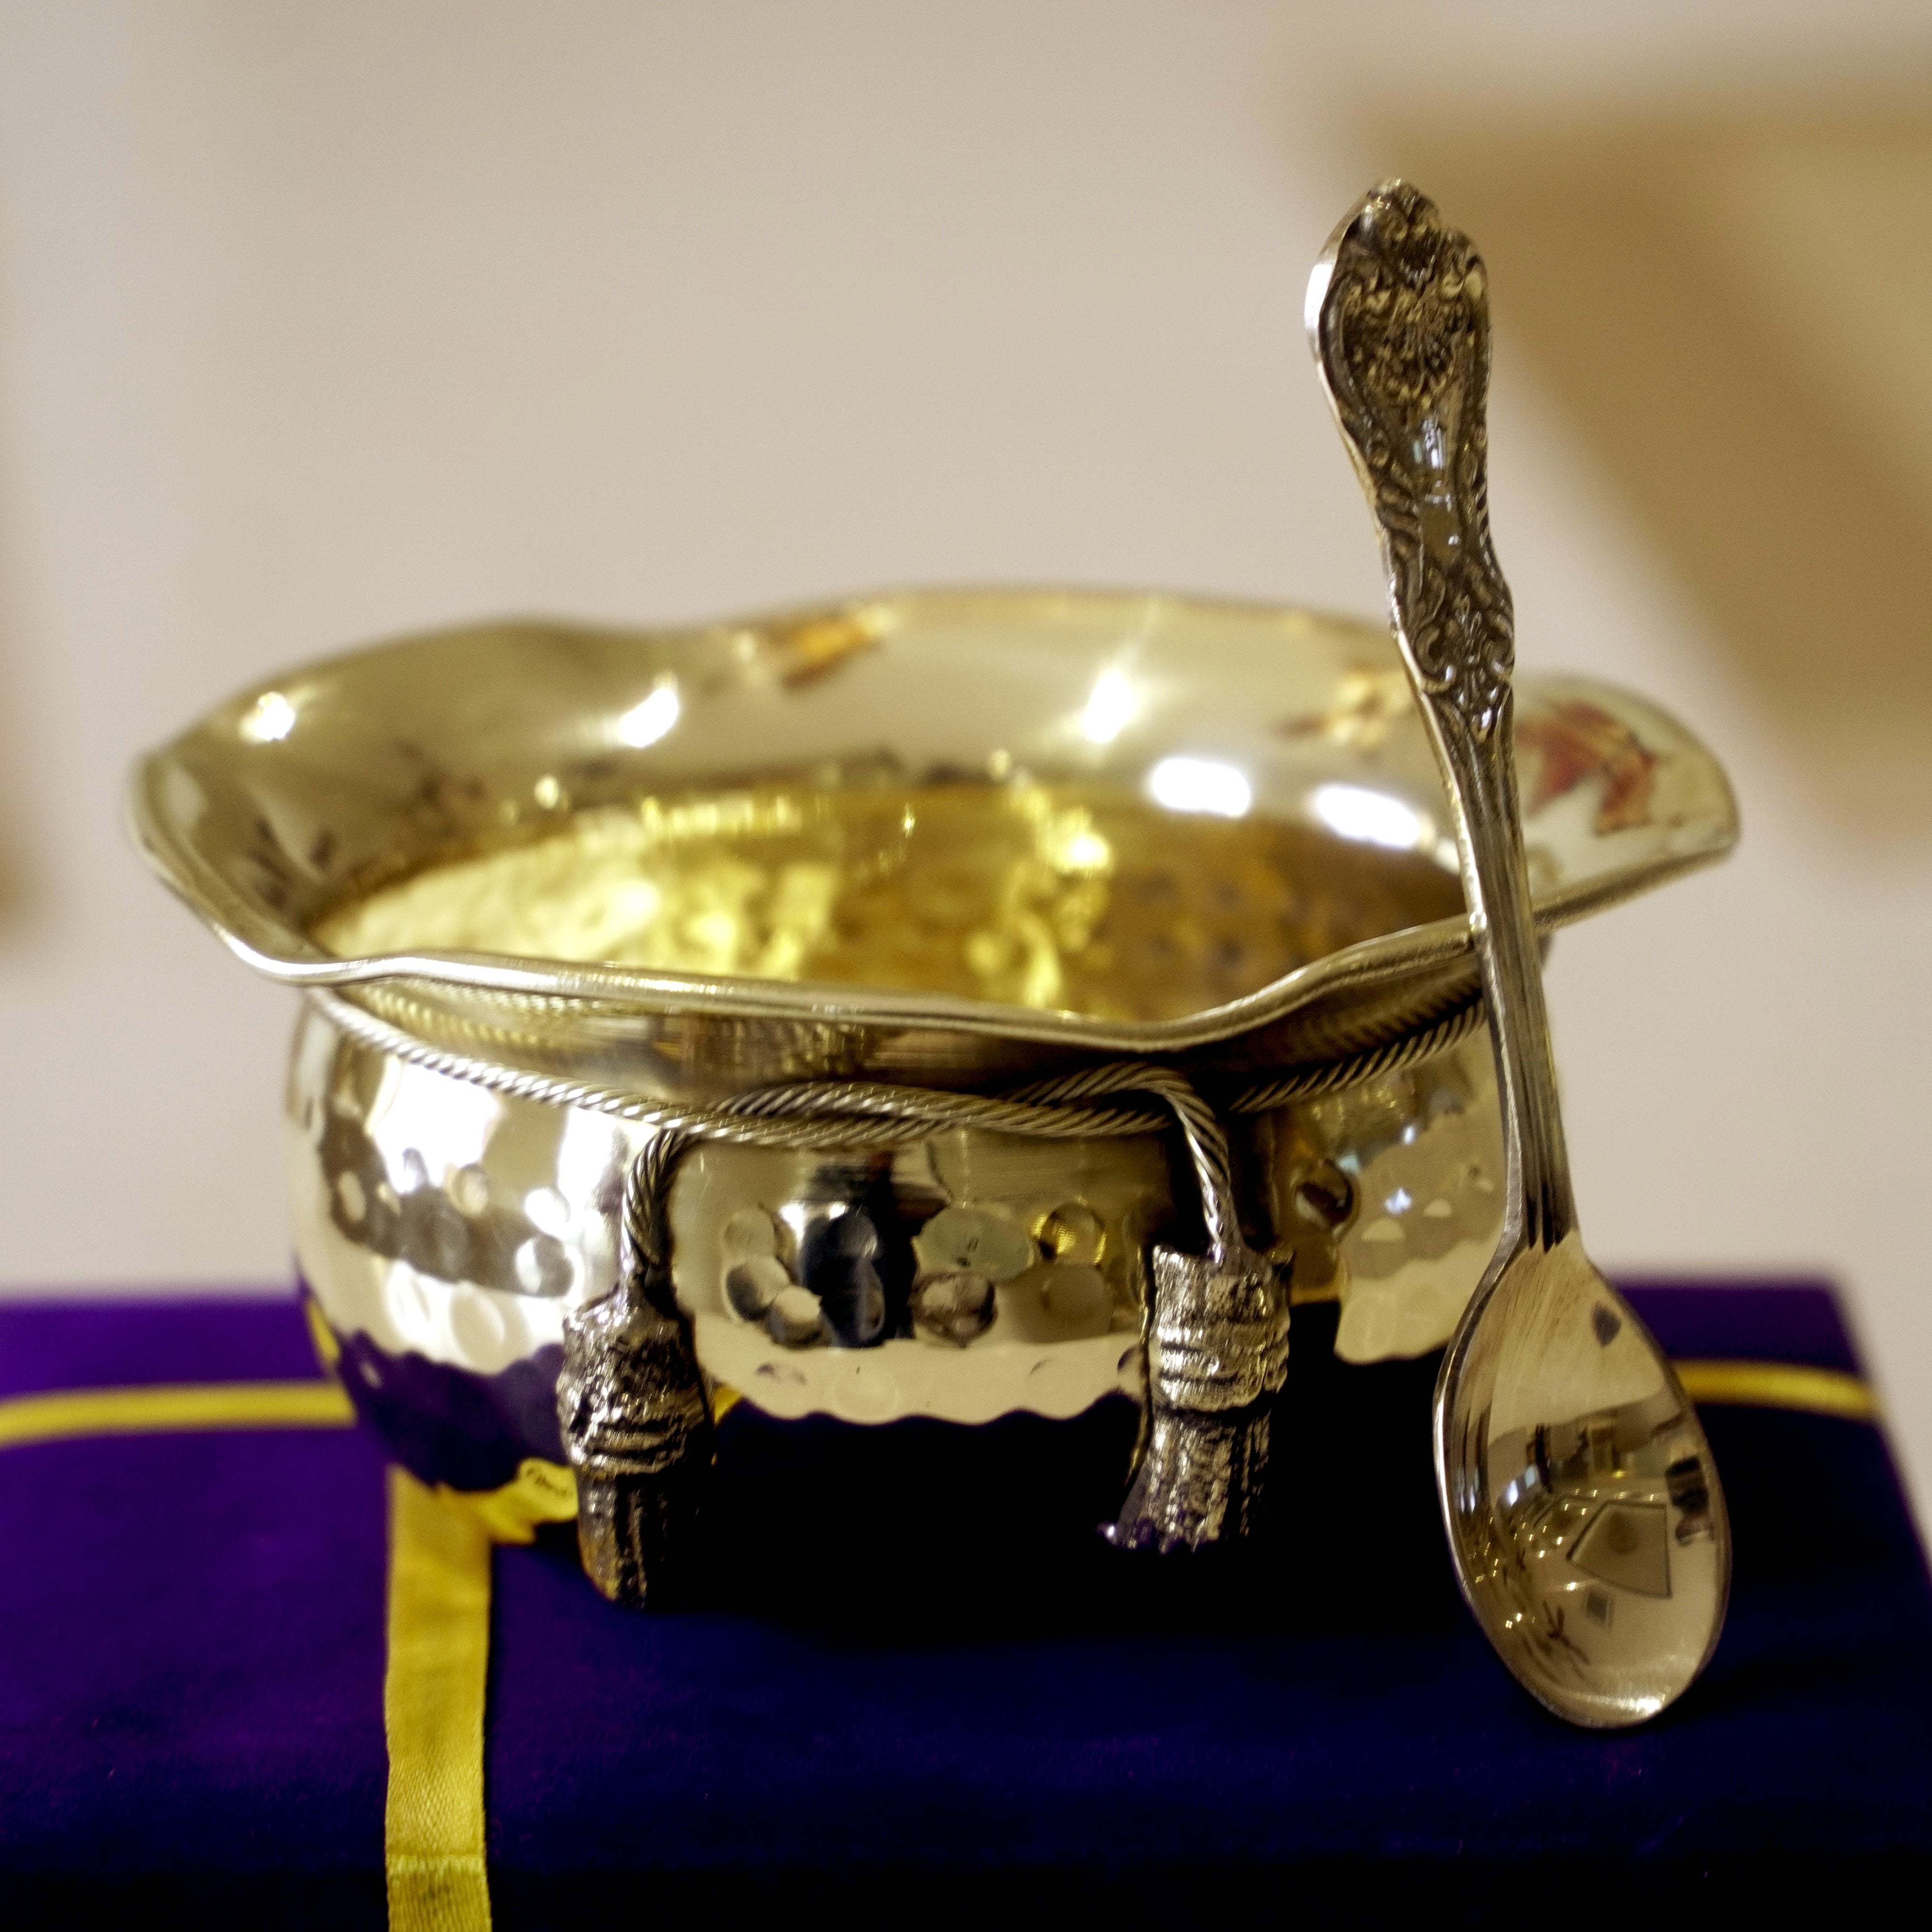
(312, 986, 1484, 1293)
(312, 986, 1482, 1136)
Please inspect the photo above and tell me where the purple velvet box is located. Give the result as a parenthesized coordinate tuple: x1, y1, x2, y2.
(1, 1281, 1927, 1925)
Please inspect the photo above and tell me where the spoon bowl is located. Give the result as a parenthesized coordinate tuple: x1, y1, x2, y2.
(1440, 1235, 1729, 1724)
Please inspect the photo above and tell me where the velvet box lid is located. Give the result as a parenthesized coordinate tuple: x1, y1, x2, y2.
(1, 1281, 1927, 1925)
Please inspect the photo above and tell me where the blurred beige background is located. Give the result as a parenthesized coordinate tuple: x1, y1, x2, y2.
(2, 3, 1930, 1523)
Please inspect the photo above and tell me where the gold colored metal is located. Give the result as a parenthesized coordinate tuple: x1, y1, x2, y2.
(317, 780, 1460, 1025)
(130, 587, 1736, 1095)
(1310, 179, 1730, 1728)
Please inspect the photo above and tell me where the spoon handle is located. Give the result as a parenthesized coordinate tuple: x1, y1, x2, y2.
(1307, 180, 1575, 1254)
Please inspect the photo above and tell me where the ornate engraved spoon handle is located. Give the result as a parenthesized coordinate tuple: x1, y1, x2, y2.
(1307, 180, 1573, 1255)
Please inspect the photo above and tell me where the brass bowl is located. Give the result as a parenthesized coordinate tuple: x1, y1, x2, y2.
(131, 587, 1735, 1509)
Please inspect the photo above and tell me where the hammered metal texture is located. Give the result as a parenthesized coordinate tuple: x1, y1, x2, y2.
(285, 996, 1512, 1441)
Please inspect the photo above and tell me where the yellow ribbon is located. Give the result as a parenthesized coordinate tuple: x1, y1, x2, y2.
(385, 1459, 577, 1932)
(1674, 1358, 1878, 1420)
(0, 1378, 354, 1448)
(384, 1469, 497, 1932)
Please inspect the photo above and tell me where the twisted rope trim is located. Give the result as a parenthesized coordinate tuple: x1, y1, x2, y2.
(312, 984, 1482, 1287)
(312, 985, 1480, 1136)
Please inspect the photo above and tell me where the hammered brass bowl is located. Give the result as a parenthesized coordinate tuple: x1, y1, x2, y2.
(131, 587, 1734, 1501)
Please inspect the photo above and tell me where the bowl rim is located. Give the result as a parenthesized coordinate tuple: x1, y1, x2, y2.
(129, 583, 1739, 1060)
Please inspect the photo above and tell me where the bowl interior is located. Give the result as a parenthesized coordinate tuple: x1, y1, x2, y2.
(314, 771, 1467, 1026)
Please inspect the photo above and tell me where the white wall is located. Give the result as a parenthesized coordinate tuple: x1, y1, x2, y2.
(3, 1, 1929, 1525)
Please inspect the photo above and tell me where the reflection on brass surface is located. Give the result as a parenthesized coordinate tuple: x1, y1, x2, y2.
(1517, 700, 1658, 836)
(769, 606, 895, 688)
(1264, 1029, 1506, 1363)
(288, 988, 1504, 1447)
(198, 585, 1729, 1448)
(318, 781, 1460, 1024)
(1277, 665, 1415, 754)
(1447, 1239, 1725, 1712)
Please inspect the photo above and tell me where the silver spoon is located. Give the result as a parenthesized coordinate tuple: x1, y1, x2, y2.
(1307, 181, 1730, 1727)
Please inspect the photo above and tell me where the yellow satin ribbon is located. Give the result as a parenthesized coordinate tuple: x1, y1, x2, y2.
(385, 1459, 577, 1932)
(0, 1378, 354, 1448)
(1675, 1358, 1878, 1420)
(385, 1467, 492, 1930)
(0, 1348, 1884, 1932)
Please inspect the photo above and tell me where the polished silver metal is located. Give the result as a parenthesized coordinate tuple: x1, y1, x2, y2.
(549, 1047, 1291, 1600)
(556, 1282, 713, 1608)
(1108, 1241, 1289, 1551)
(1310, 179, 1731, 1726)
(1020, 1062, 1290, 1552)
